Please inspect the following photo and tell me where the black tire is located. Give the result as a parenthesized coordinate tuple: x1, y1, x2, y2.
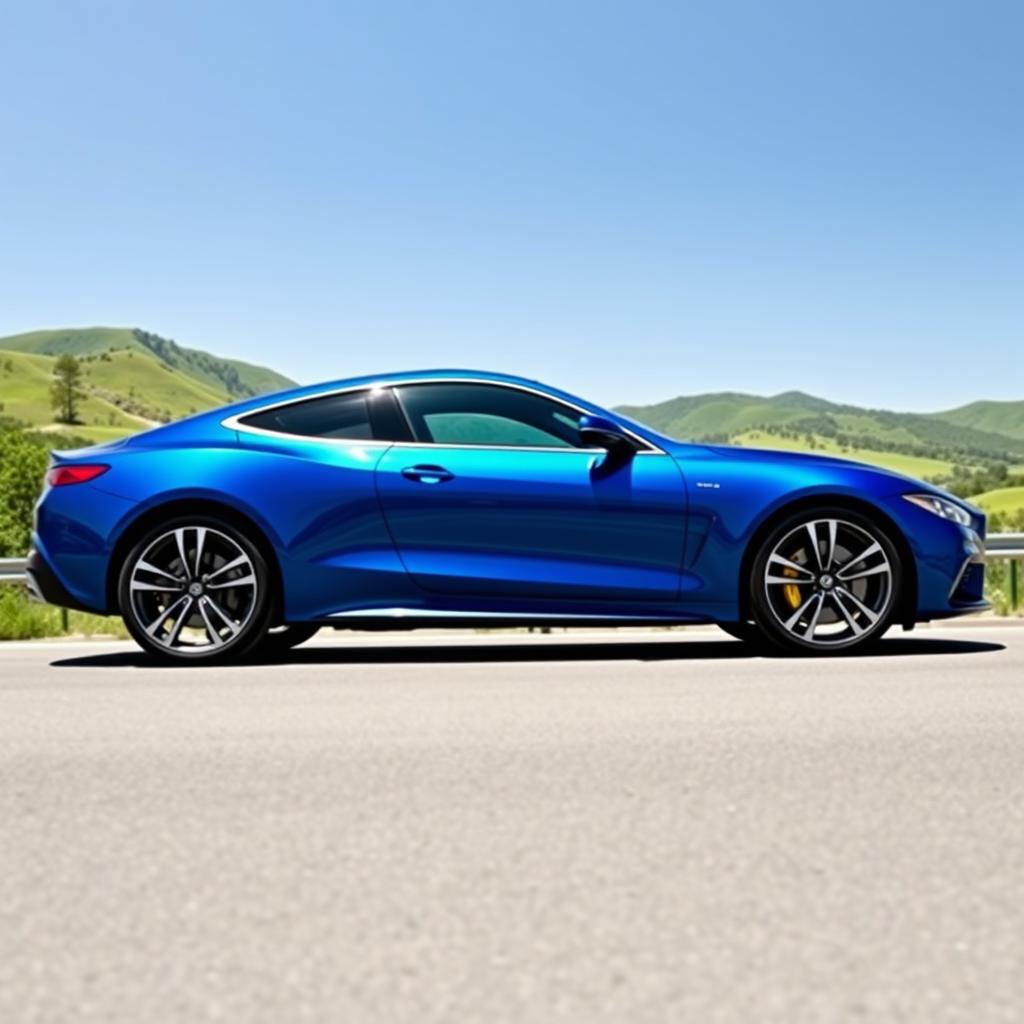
(747, 507, 901, 655)
(717, 621, 779, 653)
(717, 621, 761, 643)
(118, 515, 274, 663)
(720, 618, 770, 643)
(256, 622, 321, 656)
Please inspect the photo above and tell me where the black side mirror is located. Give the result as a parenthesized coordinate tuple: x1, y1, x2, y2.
(578, 414, 638, 453)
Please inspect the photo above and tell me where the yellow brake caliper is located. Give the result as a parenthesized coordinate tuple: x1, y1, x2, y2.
(783, 566, 802, 609)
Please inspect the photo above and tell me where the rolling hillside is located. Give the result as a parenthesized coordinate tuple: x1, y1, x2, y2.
(0, 326, 295, 443)
(931, 400, 1024, 442)
(617, 390, 1024, 465)
(0, 327, 294, 399)
(0, 350, 148, 438)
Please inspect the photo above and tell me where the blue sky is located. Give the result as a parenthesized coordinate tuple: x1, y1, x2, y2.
(1, 0, 1020, 410)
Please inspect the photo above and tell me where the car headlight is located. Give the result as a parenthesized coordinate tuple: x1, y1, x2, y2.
(903, 493, 973, 527)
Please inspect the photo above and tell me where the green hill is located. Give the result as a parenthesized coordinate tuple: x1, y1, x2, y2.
(617, 390, 1024, 465)
(0, 327, 295, 399)
(973, 486, 1024, 517)
(0, 350, 148, 438)
(931, 400, 1024, 442)
(0, 326, 297, 444)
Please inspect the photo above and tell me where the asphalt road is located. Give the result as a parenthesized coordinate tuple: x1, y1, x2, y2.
(2, 624, 1023, 1024)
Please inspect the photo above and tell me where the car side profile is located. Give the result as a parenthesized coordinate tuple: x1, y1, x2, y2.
(27, 370, 987, 661)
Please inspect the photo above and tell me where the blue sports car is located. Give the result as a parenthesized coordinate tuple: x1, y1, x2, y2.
(28, 370, 987, 660)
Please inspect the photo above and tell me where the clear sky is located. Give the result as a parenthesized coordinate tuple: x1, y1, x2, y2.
(1, 0, 1020, 411)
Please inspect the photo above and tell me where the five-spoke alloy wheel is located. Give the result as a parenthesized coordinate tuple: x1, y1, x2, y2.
(118, 517, 273, 662)
(748, 508, 901, 654)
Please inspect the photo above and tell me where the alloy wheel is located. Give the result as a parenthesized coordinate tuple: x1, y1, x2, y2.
(126, 525, 260, 655)
(761, 517, 895, 648)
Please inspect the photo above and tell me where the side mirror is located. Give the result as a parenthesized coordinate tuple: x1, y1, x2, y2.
(578, 414, 638, 453)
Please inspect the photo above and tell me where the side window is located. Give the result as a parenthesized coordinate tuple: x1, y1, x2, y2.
(395, 384, 582, 448)
(240, 391, 374, 440)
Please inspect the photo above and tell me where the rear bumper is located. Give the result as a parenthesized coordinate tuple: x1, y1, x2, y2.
(25, 548, 97, 613)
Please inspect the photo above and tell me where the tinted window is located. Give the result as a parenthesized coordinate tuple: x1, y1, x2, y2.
(395, 384, 582, 448)
(241, 391, 374, 440)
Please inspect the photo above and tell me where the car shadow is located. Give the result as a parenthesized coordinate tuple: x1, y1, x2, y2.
(50, 634, 1006, 669)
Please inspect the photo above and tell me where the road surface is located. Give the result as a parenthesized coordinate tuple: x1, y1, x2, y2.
(2, 624, 1023, 1023)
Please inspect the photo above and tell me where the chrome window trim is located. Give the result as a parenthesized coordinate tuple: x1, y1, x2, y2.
(222, 377, 666, 455)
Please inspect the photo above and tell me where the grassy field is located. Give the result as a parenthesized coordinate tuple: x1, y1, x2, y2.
(728, 431, 957, 479)
(0, 587, 127, 641)
(972, 486, 1024, 517)
(0, 326, 295, 398)
(0, 326, 138, 358)
(0, 350, 148, 432)
(0, 346, 234, 437)
(82, 349, 230, 418)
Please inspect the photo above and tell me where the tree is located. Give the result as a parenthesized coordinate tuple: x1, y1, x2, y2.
(0, 430, 48, 556)
(50, 354, 85, 424)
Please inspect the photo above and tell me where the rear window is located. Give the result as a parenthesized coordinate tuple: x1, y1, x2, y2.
(240, 391, 373, 440)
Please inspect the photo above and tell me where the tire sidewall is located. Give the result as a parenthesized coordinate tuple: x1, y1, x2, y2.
(749, 507, 902, 655)
(118, 515, 273, 662)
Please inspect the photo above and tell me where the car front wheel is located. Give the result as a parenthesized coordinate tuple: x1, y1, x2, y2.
(748, 508, 901, 654)
(118, 516, 273, 662)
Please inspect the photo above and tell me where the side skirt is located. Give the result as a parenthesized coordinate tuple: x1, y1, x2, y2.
(325, 607, 712, 631)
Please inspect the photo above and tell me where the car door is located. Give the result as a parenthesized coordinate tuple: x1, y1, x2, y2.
(373, 381, 688, 601)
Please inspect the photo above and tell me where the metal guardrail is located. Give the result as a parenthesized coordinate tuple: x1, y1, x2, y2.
(2, 535, 1023, 580)
(987, 533, 1024, 558)
(3, 532, 1023, 575)
(0, 558, 29, 582)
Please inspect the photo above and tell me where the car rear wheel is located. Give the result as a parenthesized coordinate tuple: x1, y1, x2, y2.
(748, 508, 901, 654)
(118, 516, 273, 662)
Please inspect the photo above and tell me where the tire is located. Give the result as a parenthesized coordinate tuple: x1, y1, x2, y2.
(118, 515, 274, 663)
(717, 621, 761, 644)
(717, 620, 779, 653)
(256, 622, 321, 656)
(747, 507, 901, 655)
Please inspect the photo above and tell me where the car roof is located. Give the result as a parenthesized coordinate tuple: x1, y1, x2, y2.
(218, 368, 598, 418)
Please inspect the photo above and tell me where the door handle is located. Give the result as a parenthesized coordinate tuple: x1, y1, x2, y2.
(401, 464, 454, 484)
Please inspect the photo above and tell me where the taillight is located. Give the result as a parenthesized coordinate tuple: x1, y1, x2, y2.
(46, 464, 110, 487)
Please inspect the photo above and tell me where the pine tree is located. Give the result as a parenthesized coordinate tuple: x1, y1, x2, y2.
(50, 354, 85, 424)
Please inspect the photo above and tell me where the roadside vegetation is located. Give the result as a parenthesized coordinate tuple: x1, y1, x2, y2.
(0, 586, 127, 641)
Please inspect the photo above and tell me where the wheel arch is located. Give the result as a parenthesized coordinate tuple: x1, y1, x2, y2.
(106, 498, 285, 622)
(736, 494, 918, 628)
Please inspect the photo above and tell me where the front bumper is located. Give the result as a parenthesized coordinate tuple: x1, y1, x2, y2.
(917, 525, 990, 620)
(949, 530, 987, 606)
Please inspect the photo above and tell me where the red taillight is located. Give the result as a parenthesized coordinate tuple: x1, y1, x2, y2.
(46, 464, 110, 487)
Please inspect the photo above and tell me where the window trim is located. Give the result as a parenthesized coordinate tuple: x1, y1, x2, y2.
(223, 378, 664, 454)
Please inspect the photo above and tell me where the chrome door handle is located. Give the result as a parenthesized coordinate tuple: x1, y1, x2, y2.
(401, 464, 454, 484)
